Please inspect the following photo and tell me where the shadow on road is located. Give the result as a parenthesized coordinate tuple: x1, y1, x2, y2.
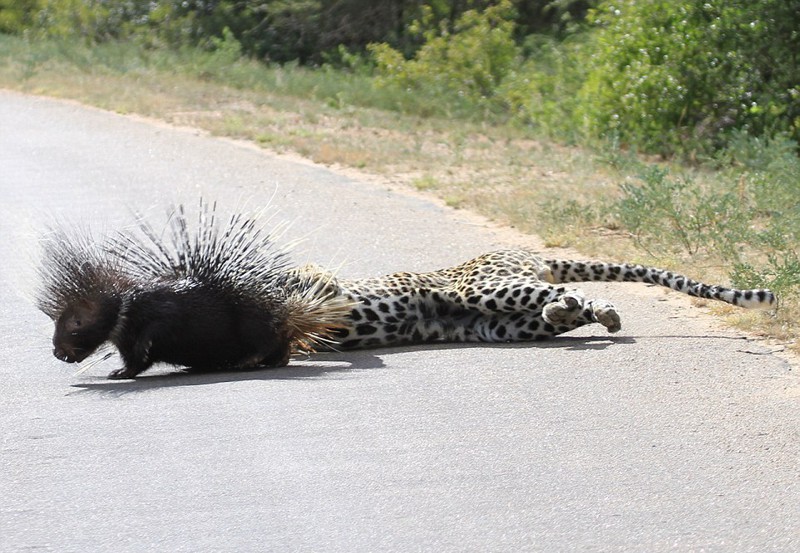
(68, 350, 387, 395)
(68, 335, 639, 395)
(360, 334, 637, 354)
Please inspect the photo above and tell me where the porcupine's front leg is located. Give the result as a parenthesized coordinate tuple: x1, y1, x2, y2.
(108, 331, 157, 379)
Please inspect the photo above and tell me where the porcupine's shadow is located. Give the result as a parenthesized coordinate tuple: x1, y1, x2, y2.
(69, 350, 387, 394)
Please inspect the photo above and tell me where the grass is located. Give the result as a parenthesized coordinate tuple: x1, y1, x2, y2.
(1, 34, 795, 349)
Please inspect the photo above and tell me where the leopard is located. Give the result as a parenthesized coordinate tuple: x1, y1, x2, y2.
(293, 249, 776, 350)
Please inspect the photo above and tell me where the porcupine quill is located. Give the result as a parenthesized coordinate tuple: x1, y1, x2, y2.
(36, 201, 353, 379)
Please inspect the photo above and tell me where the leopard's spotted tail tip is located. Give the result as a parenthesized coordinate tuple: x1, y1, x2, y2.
(733, 288, 777, 310)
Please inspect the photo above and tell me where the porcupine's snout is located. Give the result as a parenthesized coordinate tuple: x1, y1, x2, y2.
(52, 346, 73, 362)
(52, 343, 87, 363)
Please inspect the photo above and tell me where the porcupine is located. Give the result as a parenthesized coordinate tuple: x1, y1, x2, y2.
(36, 203, 352, 379)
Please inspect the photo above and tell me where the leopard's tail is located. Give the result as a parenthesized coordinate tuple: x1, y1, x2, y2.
(543, 259, 776, 309)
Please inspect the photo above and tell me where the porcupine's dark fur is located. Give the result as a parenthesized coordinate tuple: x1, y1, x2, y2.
(36, 203, 352, 379)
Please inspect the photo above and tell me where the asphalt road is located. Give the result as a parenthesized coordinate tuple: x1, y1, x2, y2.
(1, 90, 798, 552)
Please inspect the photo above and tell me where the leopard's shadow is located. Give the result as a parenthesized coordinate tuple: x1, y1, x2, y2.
(344, 334, 637, 355)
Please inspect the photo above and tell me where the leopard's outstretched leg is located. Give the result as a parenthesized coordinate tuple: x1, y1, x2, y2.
(587, 299, 621, 333)
(448, 293, 620, 343)
(453, 277, 579, 317)
(533, 297, 621, 339)
(543, 297, 622, 336)
(542, 290, 586, 326)
(331, 293, 622, 347)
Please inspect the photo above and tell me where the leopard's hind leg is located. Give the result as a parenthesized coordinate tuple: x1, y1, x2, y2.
(463, 294, 621, 342)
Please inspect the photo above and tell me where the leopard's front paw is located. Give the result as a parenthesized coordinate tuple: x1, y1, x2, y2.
(543, 290, 585, 326)
(591, 300, 621, 333)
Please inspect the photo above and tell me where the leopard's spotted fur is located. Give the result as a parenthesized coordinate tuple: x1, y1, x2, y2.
(294, 249, 775, 350)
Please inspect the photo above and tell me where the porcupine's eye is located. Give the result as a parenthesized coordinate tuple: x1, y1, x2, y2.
(68, 318, 82, 334)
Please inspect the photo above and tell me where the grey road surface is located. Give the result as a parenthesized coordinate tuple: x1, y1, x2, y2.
(1, 90, 798, 552)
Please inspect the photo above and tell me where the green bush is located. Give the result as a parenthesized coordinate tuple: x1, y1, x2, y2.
(0, 0, 40, 33)
(615, 132, 800, 296)
(369, 1, 519, 107)
(497, 34, 589, 140)
(34, 0, 154, 42)
(580, 0, 800, 156)
(616, 166, 750, 258)
(731, 253, 800, 297)
(719, 131, 800, 220)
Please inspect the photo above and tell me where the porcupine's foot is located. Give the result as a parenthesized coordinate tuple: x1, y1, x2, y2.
(107, 367, 141, 379)
(590, 299, 621, 333)
(542, 290, 586, 326)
